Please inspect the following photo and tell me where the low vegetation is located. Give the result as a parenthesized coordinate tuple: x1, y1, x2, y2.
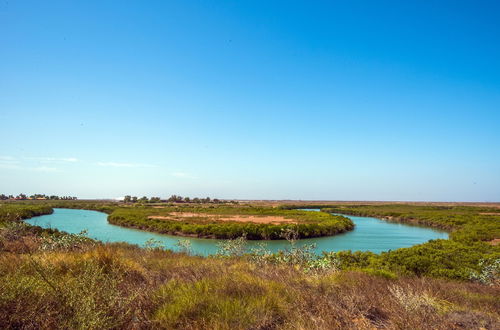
(0, 202, 499, 328)
(279, 204, 500, 281)
(0, 218, 499, 329)
(107, 205, 354, 240)
(320, 204, 500, 241)
(0, 204, 53, 225)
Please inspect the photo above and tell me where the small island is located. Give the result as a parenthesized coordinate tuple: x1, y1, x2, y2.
(107, 204, 354, 239)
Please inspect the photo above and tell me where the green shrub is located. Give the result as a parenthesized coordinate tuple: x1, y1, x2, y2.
(361, 268, 397, 280)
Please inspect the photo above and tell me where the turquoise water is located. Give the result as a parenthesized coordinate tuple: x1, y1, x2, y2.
(26, 208, 448, 255)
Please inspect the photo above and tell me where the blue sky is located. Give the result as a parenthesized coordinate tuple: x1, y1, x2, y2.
(1, 1, 499, 201)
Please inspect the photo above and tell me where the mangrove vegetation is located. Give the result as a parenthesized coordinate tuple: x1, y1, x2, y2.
(107, 205, 355, 240)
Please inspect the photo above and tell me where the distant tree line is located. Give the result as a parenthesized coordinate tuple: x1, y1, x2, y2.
(122, 195, 230, 204)
(0, 193, 77, 200)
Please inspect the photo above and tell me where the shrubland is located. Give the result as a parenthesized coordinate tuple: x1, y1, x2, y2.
(107, 205, 354, 239)
(0, 220, 498, 329)
(0, 204, 53, 225)
(293, 204, 500, 281)
(0, 202, 499, 329)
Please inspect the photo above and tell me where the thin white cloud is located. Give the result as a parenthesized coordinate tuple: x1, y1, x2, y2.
(97, 162, 156, 168)
(0, 156, 61, 171)
(60, 157, 78, 162)
(0, 156, 20, 169)
(171, 172, 197, 179)
(0, 163, 20, 169)
(27, 157, 79, 163)
(33, 166, 58, 172)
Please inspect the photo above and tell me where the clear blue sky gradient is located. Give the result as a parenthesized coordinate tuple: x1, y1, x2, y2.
(1, 1, 499, 201)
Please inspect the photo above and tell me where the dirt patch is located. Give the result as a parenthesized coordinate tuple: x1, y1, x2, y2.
(488, 238, 500, 246)
(479, 212, 500, 216)
(148, 212, 296, 224)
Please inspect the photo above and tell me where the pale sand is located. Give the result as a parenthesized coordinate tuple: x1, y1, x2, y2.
(148, 212, 296, 224)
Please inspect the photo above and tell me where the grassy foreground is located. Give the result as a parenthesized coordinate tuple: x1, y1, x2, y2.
(1, 226, 499, 329)
(1, 202, 499, 329)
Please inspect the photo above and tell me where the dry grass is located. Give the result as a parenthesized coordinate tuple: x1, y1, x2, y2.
(1, 228, 499, 329)
(244, 200, 500, 208)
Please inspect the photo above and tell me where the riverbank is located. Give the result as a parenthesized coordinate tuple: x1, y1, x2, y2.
(318, 204, 499, 242)
(3, 201, 499, 280)
(0, 228, 498, 329)
(25, 208, 448, 255)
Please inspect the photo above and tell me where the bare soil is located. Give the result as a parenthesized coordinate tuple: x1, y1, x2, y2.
(488, 238, 500, 246)
(148, 212, 296, 224)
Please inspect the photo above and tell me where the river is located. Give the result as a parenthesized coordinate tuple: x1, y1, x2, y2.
(26, 208, 448, 255)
